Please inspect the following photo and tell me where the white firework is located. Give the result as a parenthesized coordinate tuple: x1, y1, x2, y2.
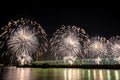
(0, 18, 48, 64)
(49, 25, 89, 62)
(88, 36, 108, 58)
(109, 36, 120, 58)
(7, 26, 39, 64)
(111, 43, 120, 57)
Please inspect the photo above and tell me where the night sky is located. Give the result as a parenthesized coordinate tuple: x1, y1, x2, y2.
(0, 4, 120, 39)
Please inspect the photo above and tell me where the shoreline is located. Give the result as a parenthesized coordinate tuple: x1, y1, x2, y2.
(16, 64, 120, 69)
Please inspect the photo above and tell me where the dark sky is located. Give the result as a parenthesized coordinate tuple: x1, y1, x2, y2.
(0, 4, 120, 39)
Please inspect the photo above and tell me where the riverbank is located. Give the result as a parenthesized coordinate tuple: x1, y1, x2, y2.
(0, 64, 4, 67)
(16, 64, 120, 69)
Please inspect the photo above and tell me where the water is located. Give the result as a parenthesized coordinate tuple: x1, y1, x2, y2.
(0, 67, 120, 80)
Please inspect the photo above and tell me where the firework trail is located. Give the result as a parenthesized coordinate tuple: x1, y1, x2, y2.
(0, 18, 48, 64)
(49, 25, 89, 62)
(109, 36, 120, 58)
(87, 36, 108, 59)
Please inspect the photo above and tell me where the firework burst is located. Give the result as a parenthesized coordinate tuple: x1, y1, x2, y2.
(109, 36, 120, 58)
(0, 18, 48, 64)
(49, 25, 89, 62)
(88, 36, 108, 58)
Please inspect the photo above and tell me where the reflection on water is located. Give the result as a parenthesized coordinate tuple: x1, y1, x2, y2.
(0, 67, 120, 80)
(0, 67, 34, 80)
(115, 70, 119, 80)
(107, 70, 111, 80)
(64, 69, 81, 80)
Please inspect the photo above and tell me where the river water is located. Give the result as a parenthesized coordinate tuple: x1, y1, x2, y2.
(0, 67, 120, 80)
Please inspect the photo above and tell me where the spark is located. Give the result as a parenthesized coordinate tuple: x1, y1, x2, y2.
(109, 36, 120, 58)
(88, 36, 108, 58)
(0, 18, 48, 64)
(49, 25, 89, 62)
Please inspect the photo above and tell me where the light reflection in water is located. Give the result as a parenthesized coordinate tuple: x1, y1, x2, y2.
(115, 70, 119, 80)
(82, 69, 85, 78)
(16, 68, 33, 80)
(99, 70, 103, 80)
(63, 69, 82, 80)
(0, 67, 34, 80)
(93, 70, 96, 79)
(19, 68, 24, 80)
(107, 70, 111, 80)
(0, 68, 120, 80)
(88, 70, 91, 80)
(64, 69, 67, 80)
(68, 69, 72, 80)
